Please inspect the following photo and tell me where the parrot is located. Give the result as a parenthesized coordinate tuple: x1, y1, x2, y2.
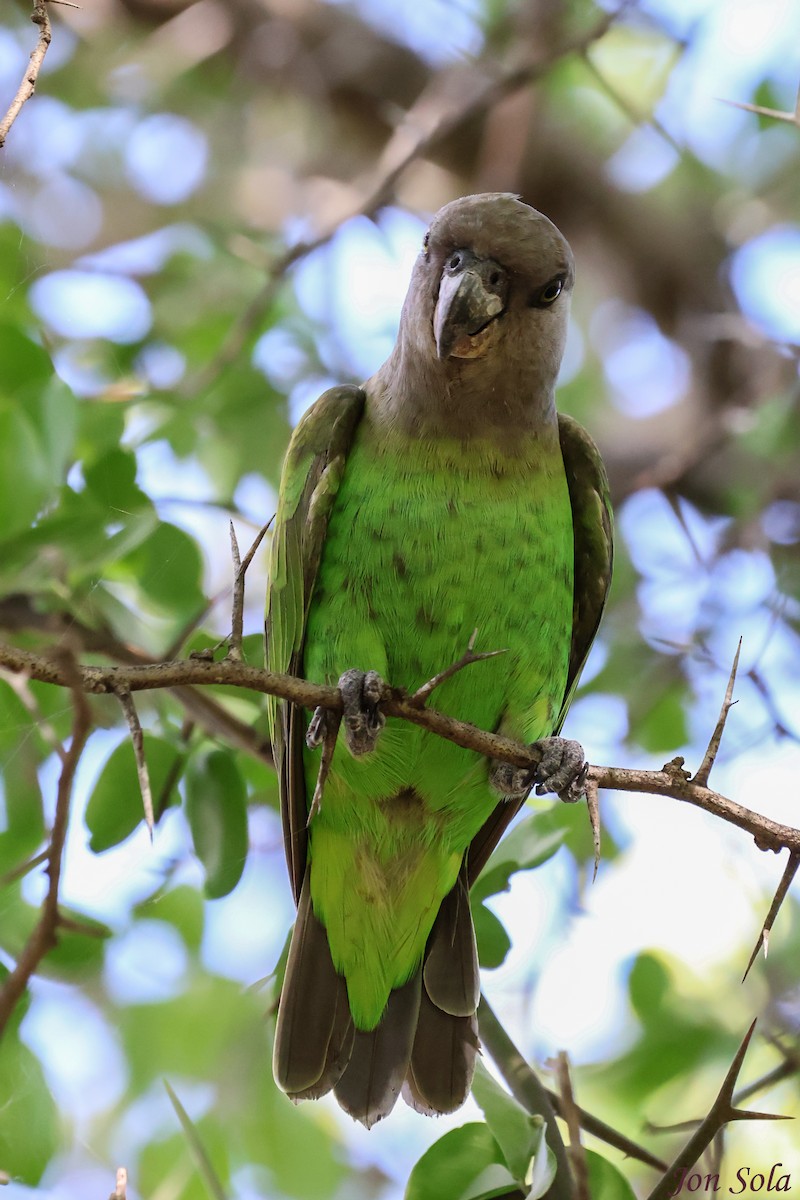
(265, 192, 613, 1127)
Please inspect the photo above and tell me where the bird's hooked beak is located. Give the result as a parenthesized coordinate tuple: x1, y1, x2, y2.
(433, 249, 509, 360)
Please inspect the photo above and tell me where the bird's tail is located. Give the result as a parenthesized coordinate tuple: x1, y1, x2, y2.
(273, 866, 480, 1126)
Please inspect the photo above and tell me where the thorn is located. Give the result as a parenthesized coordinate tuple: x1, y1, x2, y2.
(693, 638, 741, 787)
(410, 637, 507, 707)
(742, 851, 800, 982)
(115, 686, 154, 839)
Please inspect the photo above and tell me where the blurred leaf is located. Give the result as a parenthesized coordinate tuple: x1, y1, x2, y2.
(165, 1079, 229, 1200)
(185, 748, 249, 899)
(83, 446, 150, 511)
(585, 1150, 638, 1200)
(474, 901, 512, 969)
(631, 684, 689, 754)
(472, 809, 571, 904)
(135, 885, 206, 952)
(0, 1032, 59, 1185)
(0, 681, 45, 873)
(119, 521, 205, 613)
(405, 1123, 520, 1200)
(86, 735, 182, 852)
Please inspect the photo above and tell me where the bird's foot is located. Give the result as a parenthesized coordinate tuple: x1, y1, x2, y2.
(491, 736, 587, 804)
(308, 669, 386, 756)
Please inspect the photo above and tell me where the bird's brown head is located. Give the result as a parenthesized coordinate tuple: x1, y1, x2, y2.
(375, 194, 575, 437)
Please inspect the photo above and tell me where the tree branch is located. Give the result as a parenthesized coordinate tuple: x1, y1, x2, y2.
(0, 650, 90, 1039)
(1, 639, 800, 857)
(0, 1, 52, 150)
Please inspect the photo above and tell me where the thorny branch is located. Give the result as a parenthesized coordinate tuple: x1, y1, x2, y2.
(1, 638, 799, 857)
(0, 1, 52, 150)
(646, 1023, 791, 1200)
(0, 649, 90, 1039)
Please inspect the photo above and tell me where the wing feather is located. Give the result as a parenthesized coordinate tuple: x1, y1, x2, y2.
(466, 412, 613, 882)
(265, 385, 366, 900)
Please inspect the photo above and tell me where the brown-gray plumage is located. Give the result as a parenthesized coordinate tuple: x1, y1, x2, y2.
(266, 193, 613, 1127)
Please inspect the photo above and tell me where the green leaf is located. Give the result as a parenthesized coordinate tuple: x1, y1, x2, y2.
(0, 680, 45, 873)
(185, 749, 249, 899)
(585, 1150, 637, 1200)
(525, 1124, 558, 1200)
(0, 1032, 59, 1184)
(474, 902, 512, 969)
(135, 885, 205, 952)
(632, 684, 688, 754)
(471, 1060, 550, 1186)
(86, 735, 182, 852)
(472, 808, 571, 904)
(405, 1124, 520, 1200)
(121, 521, 205, 613)
(83, 446, 149, 511)
(0, 324, 52, 392)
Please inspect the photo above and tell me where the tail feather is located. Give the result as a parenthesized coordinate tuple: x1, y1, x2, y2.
(423, 867, 480, 1016)
(273, 873, 354, 1097)
(274, 869, 481, 1124)
(405, 990, 480, 1115)
(333, 972, 421, 1127)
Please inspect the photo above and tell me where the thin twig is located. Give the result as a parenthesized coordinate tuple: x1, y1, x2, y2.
(544, 1088, 667, 1172)
(0, 0, 52, 149)
(109, 1167, 127, 1200)
(693, 639, 741, 787)
(742, 851, 800, 982)
(410, 629, 507, 706)
(555, 1052, 589, 1200)
(180, 3, 628, 399)
(478, 995, 574, 1200)
(114, 686, 155, 838)
(646, 1022, 791, 1200)
(0, 650, 90, 1040)
(0, 848, 49, 889)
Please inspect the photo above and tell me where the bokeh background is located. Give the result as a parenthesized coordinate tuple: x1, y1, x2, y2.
(1, 0, 800, 1196)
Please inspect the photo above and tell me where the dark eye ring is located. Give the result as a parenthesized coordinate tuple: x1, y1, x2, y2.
(422, 230, 430, 257)
(538, 278, 563, 305)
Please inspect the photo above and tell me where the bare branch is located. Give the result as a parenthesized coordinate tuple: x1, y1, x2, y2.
(742, 850, 800, 982)
(0, 1, 52, 150)
(718, 97, 800, 126)
(478, 995, 574, 1200)
(555, 1052, 589, 1200)
(647, 1022, 791, 1200)
(693, 639, 741, 787)
(308, 711, 341, 825)
(180, 3, 629, 399)
(109, 1167, 127, 1200)
(0, 649, 90, 1039)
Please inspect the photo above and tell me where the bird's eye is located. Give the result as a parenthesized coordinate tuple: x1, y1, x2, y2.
(536, 277, 563, 306)
(421, 231, 430, 258)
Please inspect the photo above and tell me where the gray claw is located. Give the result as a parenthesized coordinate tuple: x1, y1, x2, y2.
(338, 668, 386, 757)
(491, 736, 587, 804)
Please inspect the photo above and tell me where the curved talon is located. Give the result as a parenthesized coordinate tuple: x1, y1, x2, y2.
(339, 668, 386, 757)
(490, 736, 587, 804)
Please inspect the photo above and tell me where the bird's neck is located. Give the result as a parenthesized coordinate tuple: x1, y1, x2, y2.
(368, 335, 559, 450)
